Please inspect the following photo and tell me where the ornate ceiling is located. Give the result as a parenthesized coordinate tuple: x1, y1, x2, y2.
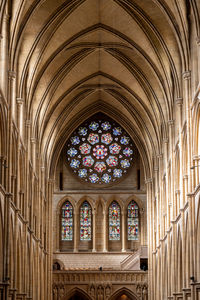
(4, 0, 198, 178)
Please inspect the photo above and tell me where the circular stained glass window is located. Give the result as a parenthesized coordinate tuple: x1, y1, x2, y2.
(66, 114, 134, 185)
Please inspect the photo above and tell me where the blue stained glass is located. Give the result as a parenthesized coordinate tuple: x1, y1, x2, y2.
(67, 148, 78, 157)
(120, 136, 130, 145)
(120, 159, 130, 168)
(83, 156, 94, 167)
(109, 202, 120, 240)
(113, 127, 122, 136)
(123, 147, 133, 157)
(78, 169, 87, 178)
(87, 133, 99, 145)
(71, 136, 80, 145)
(78, 127, 87, 136)
(106, 156, 118, 167)
(109, 143, 121, 154)
(128, 201, 139, 240)
(102, 173, 111, 183)
(113, 169, 122, 178)
(70, 159, 80, 168)
(66, 116, 134, 185)
(79, 143, 91, 154)
(101, 121, 111, 130)
(89, 173, 99, 183)
(101, 133, 113, 145)
(80, 202, 91, 240)
(61, 201, 73, 241)
(89, 122, 99, 131)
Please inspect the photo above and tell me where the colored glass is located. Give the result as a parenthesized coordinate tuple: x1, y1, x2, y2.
(101, 133, 113, 145)
(78, 127, 87, 136)
(66, 116, 134, 185)
(80, 202, 91, 240)
(67, 148, 78, 157)
(89, 122, 99, 131)
(109, 143, 121, 154)
(87, 133, 99, 145)
(61, 201, 73, 241)
(120, 136, 130, 145)
(101, 121, 111, 130)
(106, 156, 118, 167)
(128, 201, 139, 240)
(79, 143, 91, 154)
(93, 145, 108, 159)
(94, 162, 106, 173)
(109, 202, 120, 240)
(71, 136, 80, 145)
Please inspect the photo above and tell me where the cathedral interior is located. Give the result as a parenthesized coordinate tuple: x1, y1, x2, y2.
(0, 0, 200, 299)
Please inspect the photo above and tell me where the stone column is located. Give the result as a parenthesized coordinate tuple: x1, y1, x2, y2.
(146, 178, 153, 300)
(168, 120, 175, 220)
(3, 193, 12, 300)
(103, 211, 107, 252)
(47, 179, 54, 300)
(176, 98, 183, 209)
(73, 212, 78, 252)
(0, 14, 9, 96)
(121, 211, 126, 252)
(16, 98, 24, 136)
(92, 211, 96, 252)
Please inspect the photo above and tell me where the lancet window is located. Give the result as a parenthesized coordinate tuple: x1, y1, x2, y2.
(61, 201, 73, 241)
(127, 201, 139, 240)
(109, 201, 120, 241)
(80, 201, 92, 241)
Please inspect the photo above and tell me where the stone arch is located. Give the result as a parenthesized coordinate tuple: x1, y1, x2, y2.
(109, 287, 139, 300)
(63, 287, 92, 300)
(53, 258, 64, 271)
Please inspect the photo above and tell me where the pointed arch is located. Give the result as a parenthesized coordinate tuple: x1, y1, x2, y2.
(109, 287, 139, 300)
(64, 287, 92, 300)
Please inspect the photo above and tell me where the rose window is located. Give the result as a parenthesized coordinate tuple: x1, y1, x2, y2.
(66, 114, 134, 185)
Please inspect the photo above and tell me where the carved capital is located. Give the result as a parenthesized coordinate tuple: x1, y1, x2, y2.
(182, 71, 191, 80)
(196, 36, 200, 45)
(8, 70, 16, 80)
(16, 98, 24, 105)
(25, 120, 31, 127)
(168, 120, 174, 127)
(176, 97, 183, 106)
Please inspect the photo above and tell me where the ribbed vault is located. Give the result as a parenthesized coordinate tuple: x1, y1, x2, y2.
(6, 0, 196, 179)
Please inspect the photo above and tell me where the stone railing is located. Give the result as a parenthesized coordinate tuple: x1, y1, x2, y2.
(53, 270, 148, 300)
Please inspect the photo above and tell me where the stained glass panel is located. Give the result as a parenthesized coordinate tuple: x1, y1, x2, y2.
(128, 201, 139, 240)
(66, 114, 135, 185)
(80, 201, 92, 241)
(109, 202, 120, 241)
(61, 201, 73, 241)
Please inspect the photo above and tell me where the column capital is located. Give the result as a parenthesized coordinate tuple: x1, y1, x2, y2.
(25, 120, 31, 127)
(31, 137, 36, 144)
(8, 70, 16, 80)
(176, 97, 183, 106)
(168, 120, 174, 127)
(196, 36, 200, 45)
(145, 178, 153, 184)
(16, 98, 24, 105)
(182, 71, 191, 80)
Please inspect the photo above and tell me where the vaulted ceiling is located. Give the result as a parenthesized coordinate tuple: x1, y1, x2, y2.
(5, 0, 196, 178)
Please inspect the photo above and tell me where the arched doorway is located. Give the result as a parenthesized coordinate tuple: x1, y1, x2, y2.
(65, 288, 92, 300)
(109, 288, 138, 300)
